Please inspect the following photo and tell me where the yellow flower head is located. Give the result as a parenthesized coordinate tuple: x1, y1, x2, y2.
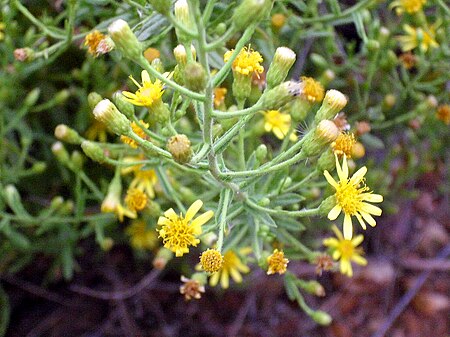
(200, 248, 224, 273)
(324, 155, 383, 240)
(271, 13, 286, 29)
(125, 220, 158, 250)
(85, 120, 109, 143)
(263, 110, 298, 141)
(157, 200, 214, 257)
(125, 188, 148, 212)
(332, 132, 356, 158)
(267, 249, 289, 275)
(397, 24, 439, 52)
(122, 159, 158, 199)
(213, 87, 227, 108)
(101, 193, 136, 222)
(300, 76, 325, 103)
(144, 47, 161, 62)
(84, 30, 106, 56)
(122, 70, 164, 108)
(390, 0, 426, 15)
(120, 120, 149, 148)
(224, 46, 264, 76)
(436, 104, 450, 125)
(323, 225, 367, 277)
(209, 249, 251, 289)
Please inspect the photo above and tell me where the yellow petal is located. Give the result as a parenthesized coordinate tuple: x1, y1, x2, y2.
(351, 234, 364, 246)
(324, 170, 338, 189)
(141, 70, 150, 84)
(343, 213, 353, 240)
(190, 210, 214, 229)
(361, 203, 382, 216)
(220, 269, 230, 289)
(209, 272, 220, 287)
(230, 267, 243, 283)
(350, 166, 367, 185)
(360, 211, 377, 227)
(185, 199, 203, 222)
(361, 193, 383, 203)
(355, 213, 367, 230)
(164, 208, 177, 219)
(351, 254, 367, 266)
(328, 204, 342, 221)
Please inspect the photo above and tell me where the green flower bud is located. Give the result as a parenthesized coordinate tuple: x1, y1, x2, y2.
(366, 39, 380, 52)
(215, 23, 227, 35)
(232, 0, 273, 31)
(14, 47, 35, 62)
(311, 310, 332, 326)
(232, 74, 252, 102)
(297, 280, 325, 297)
(81, 140, 107, 163)
(301, 120, 339, 157)
(113, 91, 135, 118)
(258, 197, 270, 206)
(52, 142, 70, 165)
(146, 199, 162, 218)
(255, 144, 268, 162)
(108, 19, 142, 60)
(30, 162, 47, 174)
(54, 124, 83, 144)
(151, 58, 165, 74)
(54, 89, 70, 104)
(318, 69, 336, 87)
(24, 88, 40, 107)
(314, 89, 347, 123)
(148, 100, 170, 125)
(148, 0, 171, 14)
(88, 92, 102, 110)
(153, 247, 174, 270)
(266, 47, 296, 89)
(174, 0, 194, 43)
(309, 53, 328, 69)
(92, 99, 131, 136)
(259, 81, 303, 110)
(318, 195, 336, 216)
(184, 62, 207, 92)
(317, 148, 335, 172)
(167, 134, 192, 163)
(71, 151, 84, 170)
(378, 26, 390, 45)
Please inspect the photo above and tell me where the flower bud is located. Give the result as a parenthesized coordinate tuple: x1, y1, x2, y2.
(30, 162, 47, 174)
(260, 81, 303, 110)
(382, 94, 396, 111)
(148, 0, 171, 14)
(352, 141, 365, 159)
(153, 247, 174, 270)
(167, 134, 193, 163)
(113, 91, 135, 118)
(314, 89, 347, 123)
(96, 36, 115, 56)
(108, 19, 142, 60)
(301, 120, 339, 157)
(24, 88, 40, 107)
(366, 39, 380, 52)
(92, 99, 131, 136)
(317, 149, 335, 172)
(81, 140, 107, 163)
(54, 124, 83, 144)
(184, 62, 207, 92)
(310, 53, 328, 69)
(71, 151, 84, 170)
(298, 280, 325, 297)
(318, 69, 335, 87)
(318, 195, 336, 216)
(200, 249, 224, 273)
(174, 0, 194, 42)
(232, 0, 273, 31)
(271, 13, 286, 30)
(88, 92, 102, 110)
(378, 26, 390, 45)
(311, 310, 332, 326)
(286, 98, 311, 122)
(266, 47, 296, 89)
(174, 44, 196, 67)
(255, 144, 268, 162)
(14, 47, 34, 62)
(52, 142, 70, 165)
(151, 58, 165, 73)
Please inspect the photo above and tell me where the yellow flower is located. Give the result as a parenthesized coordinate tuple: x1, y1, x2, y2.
(324, 155, 383, 240)
(144, 47, 160, 62)
(84, 30, 106, 56)
(122, 70, 164, 108)
(263, 110, 298, 141)
(213, 87, 227, 108)
(436, 104, 450, 125)
(125, 220, 158, 250)
(224, 46, 264, 76)
(0, 22, 5, 41)
(200, 248, 224, 273)
(209, 249, 251, 289)
(157, 200, 214, 257)
(323, 225, 367, 277)
(332, 132, 356, 158)
(122, 158, 158, 199)
(124, 188, 148, 212)
(101, 193, 136, 222)
(390, 0, 426, 15)
(300, 76, 325, 103)
(267, 249, 289, 275)
(271, 13, 286, 29)
(120, 120, 149, 148)
(397, 24, 439, 52)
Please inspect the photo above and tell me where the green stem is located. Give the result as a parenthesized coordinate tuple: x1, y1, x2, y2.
(155, 166, 186, 213)
(128, 131, 172, 158)
(246, 199, 320, 218)
(216, 189, 232, 252)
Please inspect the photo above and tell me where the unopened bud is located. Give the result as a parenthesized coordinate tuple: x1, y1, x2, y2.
(298, 280, 326, 297)
(301, 121, 339, 157)
(153, 247, 174, 270)
(113, 91, 135, 118)
(30, 162, 47, 174)
(174, 0, 194, 42)
(24, 88, 41, 107)
(174, 44, 196, 66)
(92, 99, 131, 136)
(232, 0, 273, 31)
(88, 92, 102, 110)
(96, 36, 115, 56)
(366, 39, 380, 52)
(314, 89, 347, 123)
(271, 13, 286, 30)
(14, 48, 34, 62)
(71, 151, 84, 170)
(311, 310, 332, 326)
(317, 149, 335, 172)
(352, 141, 365, 159)
(108, 19, 142, 60)
(54, 124, 83, 144)
(319, 195, 336, 216)
(81, 141, 107, 163)
(184, 62, 207, 92)
(266, 47, 296, 89)
(52, 142, 70, 164)
(310, 53, 328, 69)
(260, 81, 303, 110)
(167, 134, 192, 163)
(255, 144, 268, 162)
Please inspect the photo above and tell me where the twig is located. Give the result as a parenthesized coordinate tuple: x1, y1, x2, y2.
(69, 269, 161, 300)
(399, 257, 450, 271)
(371, 244, 450, 337)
